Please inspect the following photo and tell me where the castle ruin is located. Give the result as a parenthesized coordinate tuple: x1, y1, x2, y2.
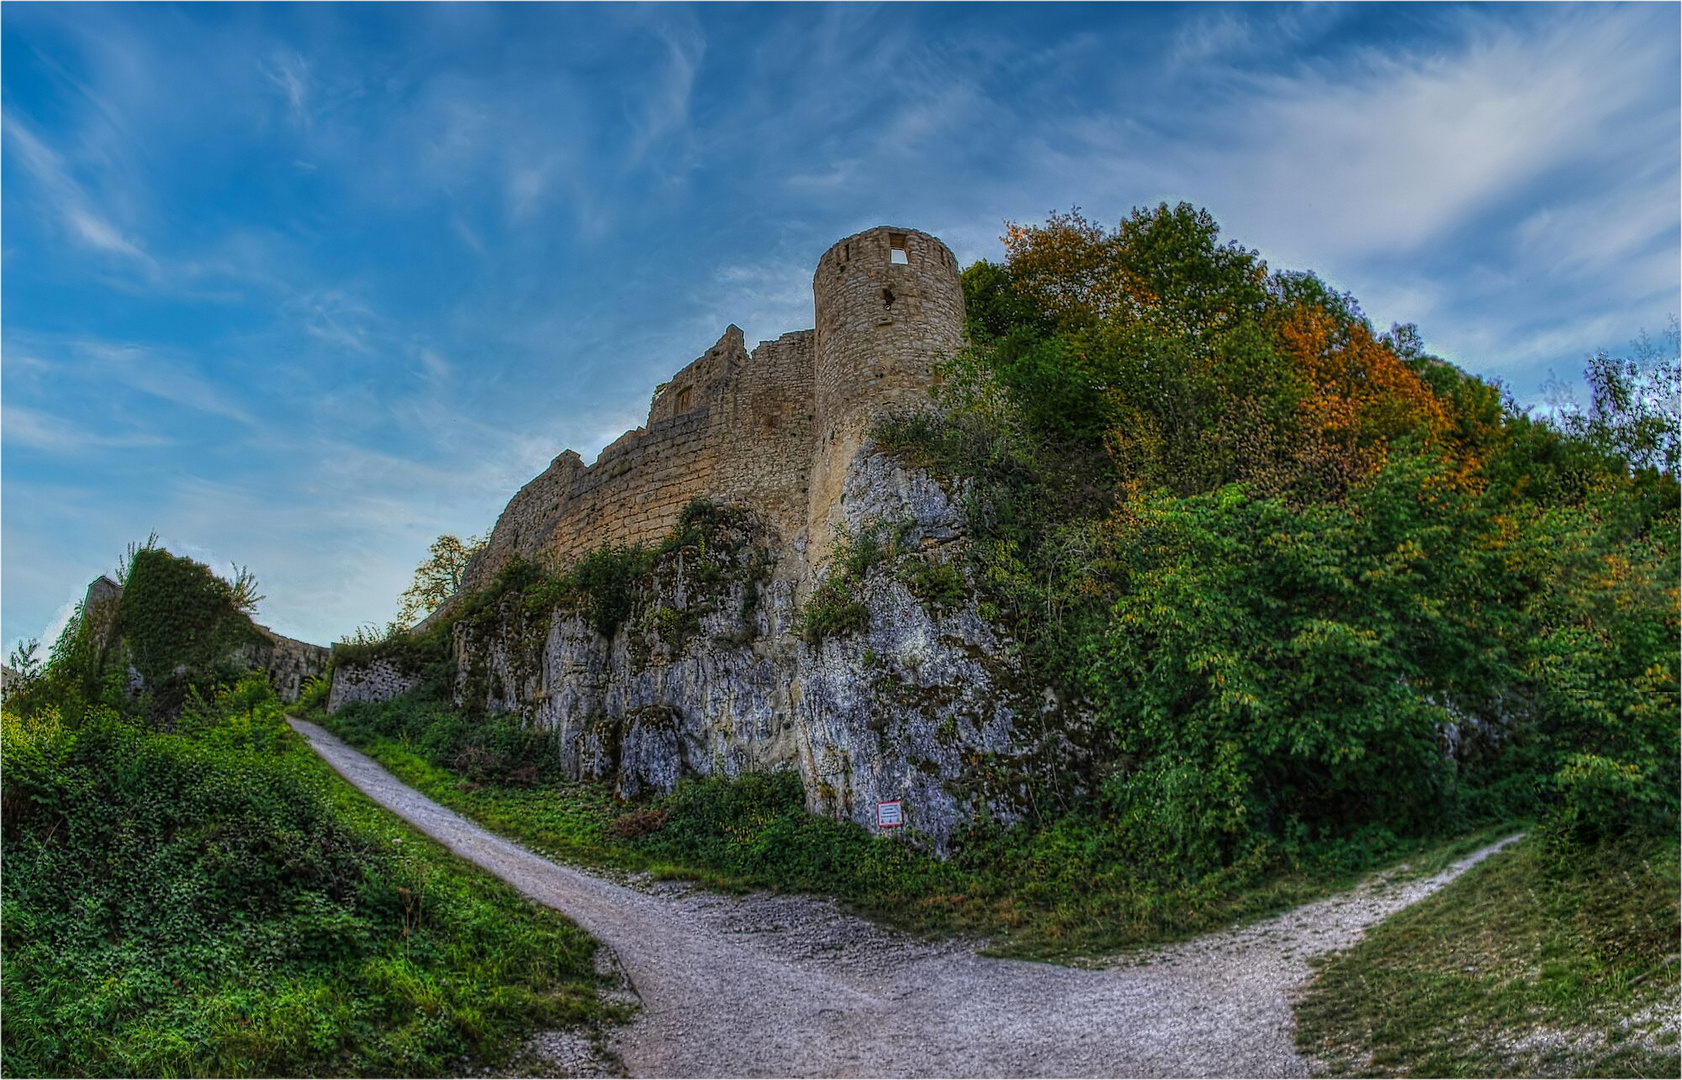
(338, 227, 1042, 850)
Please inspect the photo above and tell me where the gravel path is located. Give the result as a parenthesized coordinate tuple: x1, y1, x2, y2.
(290, 718, 1521, 1078)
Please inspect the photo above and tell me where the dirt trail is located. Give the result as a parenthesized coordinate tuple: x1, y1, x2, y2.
(289, 718, 1520, 1078)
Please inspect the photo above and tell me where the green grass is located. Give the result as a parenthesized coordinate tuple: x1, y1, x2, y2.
(2, 688, 628, 1078)
(1295, 834, 1680, 1078)
(314, 699, 1511, 963)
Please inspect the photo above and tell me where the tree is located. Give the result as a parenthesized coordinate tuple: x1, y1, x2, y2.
(397, 534, 485, 625)
(1550, 321, 1681, 477)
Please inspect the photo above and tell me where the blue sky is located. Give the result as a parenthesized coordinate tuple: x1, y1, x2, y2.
(3, 2, 1678, 653)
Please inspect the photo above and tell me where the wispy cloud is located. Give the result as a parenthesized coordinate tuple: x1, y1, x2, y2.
(623, 19, 705, 166)
(289, 289, 381, 354)
(74, 341, 258, 425)
(262, 50, 311, 128)
(2, 112, 155, 268)
(1155, 7, 1674, 264)
(1, 404, 173, 452)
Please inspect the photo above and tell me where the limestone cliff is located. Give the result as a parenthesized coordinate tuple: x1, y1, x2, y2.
(447, 447, 1028, 849)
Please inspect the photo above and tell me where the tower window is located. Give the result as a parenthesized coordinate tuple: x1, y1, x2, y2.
(889, 233, 909, 264)
(675, 386, 692, 412)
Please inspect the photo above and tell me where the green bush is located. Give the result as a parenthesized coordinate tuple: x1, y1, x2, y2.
(794, 579, 870, 645)
(1, 678, 610, 1077)
(901, 558, 967, 608)
(120, 549, 268, 709)
(332, 692, 564, 787)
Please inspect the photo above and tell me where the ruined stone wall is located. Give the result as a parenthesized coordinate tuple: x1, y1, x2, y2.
(461, 326, 816, 593)
(457, 225, 963, 593)
(248, 629, 330, 703)
(332, 225, 1062, 850)
(327, 656, 422, 713)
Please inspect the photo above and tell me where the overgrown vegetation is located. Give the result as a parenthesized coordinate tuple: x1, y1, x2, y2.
(1296, 835, 1679, 1077)
(794, 523, 895, 644)
(337, 499, 767, 709)
(6, 545, 274, 724)
(2, 556, 621, 1076)
(874, 203, 1678, 875)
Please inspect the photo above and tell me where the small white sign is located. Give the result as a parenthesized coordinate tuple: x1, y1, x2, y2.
(877, 800, 904, 829)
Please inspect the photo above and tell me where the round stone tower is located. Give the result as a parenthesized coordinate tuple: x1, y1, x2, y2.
(806, 226, 965, 555)
(812, 226, 965, 446)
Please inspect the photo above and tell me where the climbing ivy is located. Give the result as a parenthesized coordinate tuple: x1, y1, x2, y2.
(119, 549, 267, 707)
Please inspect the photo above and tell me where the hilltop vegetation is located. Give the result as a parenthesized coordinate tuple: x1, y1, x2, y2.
(887, 203, 1677, 869)
(1, 550, 621, 1077)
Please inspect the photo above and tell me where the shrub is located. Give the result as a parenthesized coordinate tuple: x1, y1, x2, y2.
(606, 807, 670, 840)
(901, 558, 967, 608)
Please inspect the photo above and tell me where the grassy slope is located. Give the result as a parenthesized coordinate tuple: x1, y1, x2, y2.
(1295, 836, 1680, 1078)
(1, 710, 627, 1078)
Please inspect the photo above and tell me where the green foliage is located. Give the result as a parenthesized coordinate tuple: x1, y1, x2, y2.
(1546, 753, 1675, 848)
(331, 691, 564, 788)
(1296, 836, 1680, 1077)
(1, 678, 613, 1077)
(1548, 320, 1681, 477)
(119, 548, 269, 712)
(882, 203, 1679, 881)
(795, 581, 869, 645)
(295, 674, 332, 716)
(330, 620, 453, 689)
(570, 544, 656, 638)
(794, 524, 902, 645)
(900, 557, 966, 609)
(396, 533, 485, 626)
(445, 499, 758, 652)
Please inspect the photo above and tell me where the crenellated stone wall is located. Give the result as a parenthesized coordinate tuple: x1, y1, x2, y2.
(459, 326, 818, 596)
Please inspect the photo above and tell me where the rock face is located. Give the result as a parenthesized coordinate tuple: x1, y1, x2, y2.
(334, 226, 1040, 851)
(447, 450, 1026, 850)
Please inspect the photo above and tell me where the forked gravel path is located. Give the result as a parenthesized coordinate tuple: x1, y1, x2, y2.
(290, 718, 1521, 1078)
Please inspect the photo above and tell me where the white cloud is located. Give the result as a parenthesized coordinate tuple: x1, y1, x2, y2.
(623, 19, 706, 166)
(1, 404, 173, 452)
(74, 341, 258, 424)
(263, 51, 311, 127)
(1160, 9, 1673, 265)
(2, 112, 156, 269)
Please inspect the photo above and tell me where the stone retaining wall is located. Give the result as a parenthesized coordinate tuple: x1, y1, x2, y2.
(327, 657, 422, 713)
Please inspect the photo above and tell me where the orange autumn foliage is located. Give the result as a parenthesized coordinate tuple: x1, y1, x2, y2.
(1272, 304, 1460, 497)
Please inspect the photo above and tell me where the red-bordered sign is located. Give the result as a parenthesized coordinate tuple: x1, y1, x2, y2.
(877, 800, 904, 829)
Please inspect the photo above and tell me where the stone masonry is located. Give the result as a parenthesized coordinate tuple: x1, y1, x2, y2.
(458, 226, 964, 595)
